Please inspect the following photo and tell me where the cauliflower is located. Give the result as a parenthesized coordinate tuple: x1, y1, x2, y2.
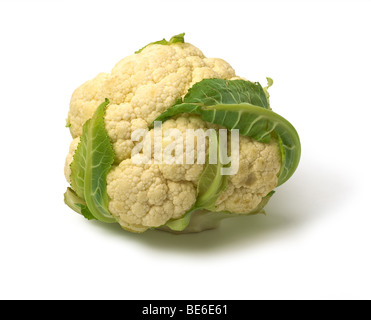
(64, 34, 301, 233)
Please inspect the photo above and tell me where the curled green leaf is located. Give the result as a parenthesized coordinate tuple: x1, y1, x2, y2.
(152, 78, 301, 186)
(69, 99, 116, 223)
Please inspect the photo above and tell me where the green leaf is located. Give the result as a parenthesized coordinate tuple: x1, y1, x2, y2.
(64, 187, 96, 220)
(69, 99, 116, 223)
(202, 103, 300, 186)
(152, 78, 301, 186)
(194, 133, 228, 210)
(184, 78, 270, 109)
(263, 77, 273, 109)
(135, 33, 185, 54)
(154, 79, 269, 125)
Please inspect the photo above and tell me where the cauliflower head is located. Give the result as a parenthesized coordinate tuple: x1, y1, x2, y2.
(64, 34, 300, 233)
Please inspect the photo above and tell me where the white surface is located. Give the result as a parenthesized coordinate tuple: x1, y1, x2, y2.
(0, 0, 370, 300)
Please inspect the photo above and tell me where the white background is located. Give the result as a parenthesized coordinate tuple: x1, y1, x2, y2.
(0, 0, 370, 300)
